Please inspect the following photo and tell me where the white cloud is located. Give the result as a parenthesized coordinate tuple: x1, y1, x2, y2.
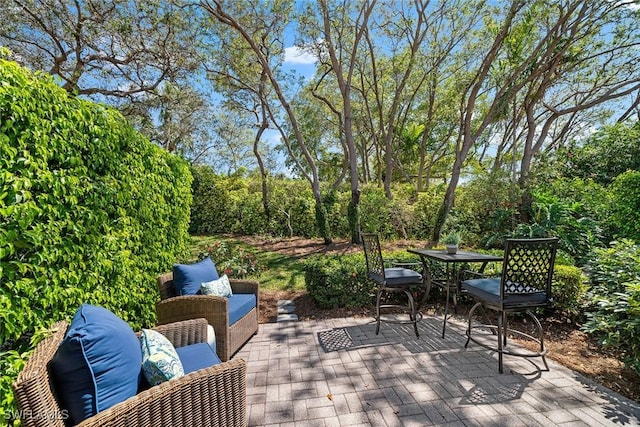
(283, 46, 317, 65)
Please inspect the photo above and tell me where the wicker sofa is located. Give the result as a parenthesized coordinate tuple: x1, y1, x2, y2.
(12, 318, 247, 427)
(156, 272, 259, 362)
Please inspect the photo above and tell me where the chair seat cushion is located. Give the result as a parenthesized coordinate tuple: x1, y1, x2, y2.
(50, 304, 142, 425)
(228, 294, 257, 325)
(462, 277, 548, 308)
(176, 342, 222, 374)
(173, 257, 219, 296)
(383, 267, 422, 287)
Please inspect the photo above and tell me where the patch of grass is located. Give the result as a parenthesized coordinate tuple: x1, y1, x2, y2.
(188, 235, 306, 292)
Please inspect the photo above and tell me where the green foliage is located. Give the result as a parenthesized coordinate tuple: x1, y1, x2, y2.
(303, 253, 373, 308)
(358, 185, 395, 238)
(551, 265, 587, 320)
(196, 240, 263, 278)
(610, 171, 640, 242)
(303, 250, 424, 309)
(406, 186, 443, 240)
(189, 165, 235, 235)
(189, 167, 319, 237)
(561, 121, 640, 185)
(582, 240, 640, 374)
(534, 177, 614, 242)
(0, 59, 191, 409)
(456, 171, 520, 247)
(441, 232, 460, 245)
(510, 193, 602, 265)
(314, 199, 331, 241)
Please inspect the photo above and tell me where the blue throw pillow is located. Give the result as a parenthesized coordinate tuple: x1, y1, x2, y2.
(50, 304, 142, 425)
(173, 257, 219, 296)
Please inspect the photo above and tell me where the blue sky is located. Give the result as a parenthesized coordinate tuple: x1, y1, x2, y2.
(258, 43, 319, 173)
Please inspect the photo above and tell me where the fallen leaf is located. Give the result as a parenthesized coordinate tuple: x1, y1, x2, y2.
(327, 393, 333, 401)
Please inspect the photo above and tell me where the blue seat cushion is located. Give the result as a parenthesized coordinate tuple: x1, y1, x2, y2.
(462, 277, 548, 308)
(461, 278, 501, 304)
(175, 342, 221, 374)
(50, 304, 142, 425)
(228, 294, 257, 325)
(173, 257, 219, 296)
(369, 267, 422, 287)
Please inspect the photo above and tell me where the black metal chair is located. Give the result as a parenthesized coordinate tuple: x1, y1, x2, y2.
(361, 233, 424, 337)
(461, 238, 559, 373)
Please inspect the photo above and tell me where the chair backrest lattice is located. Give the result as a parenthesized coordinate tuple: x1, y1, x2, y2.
(361, 233, 385, 279)
(501, 238, 559, 298)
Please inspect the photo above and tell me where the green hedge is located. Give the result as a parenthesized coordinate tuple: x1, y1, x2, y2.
(551, 265, 587, 320)
(0, 59, 192, 415)
(303, 251, 587, 320)
(303, 253, 373, 308)
(303, 251, 425, 309)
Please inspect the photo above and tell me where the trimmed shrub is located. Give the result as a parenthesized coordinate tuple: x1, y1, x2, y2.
(303, 250, 424, 309)
(0, 59, 191, 415)
(551, 265, 587, 320)
(303, 253, 373, 308)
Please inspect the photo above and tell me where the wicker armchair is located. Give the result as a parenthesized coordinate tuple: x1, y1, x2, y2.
(13, 318, 247, 427)
(156, 273, 259, 362)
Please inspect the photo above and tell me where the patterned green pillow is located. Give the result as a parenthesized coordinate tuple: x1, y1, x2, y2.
(140, 329, 185, 386)
(201, 274, 233, 297)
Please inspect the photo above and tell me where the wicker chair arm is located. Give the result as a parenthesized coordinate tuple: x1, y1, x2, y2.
(77, 358, 247, 427)
(155, 296, 230, 349)
(151, 318, 208, 348)
(229, 279, 259, 295)
(13, 322, 69, 427)
(156, 295, 228, 322)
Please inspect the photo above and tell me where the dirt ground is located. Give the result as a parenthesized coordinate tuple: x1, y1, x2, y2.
(237, 235, 640, 405)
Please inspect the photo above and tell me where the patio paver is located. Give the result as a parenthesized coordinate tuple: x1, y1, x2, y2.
(236, 315, 640, 426)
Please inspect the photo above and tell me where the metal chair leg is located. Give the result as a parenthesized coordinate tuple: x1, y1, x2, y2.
(465, 302, 483, 348)
(526, 309, 549, 371)
(497, 311, 504, 374)
(405, 290, 419, 337)
(442, 284, 450, 338)
(375, 289, 382, 335)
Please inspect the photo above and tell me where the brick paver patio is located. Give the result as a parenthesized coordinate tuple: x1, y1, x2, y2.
(236, 315, 640, 426)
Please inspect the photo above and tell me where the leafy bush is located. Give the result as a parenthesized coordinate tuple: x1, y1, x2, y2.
(0, 59, 191, 417)
(510, 194, 602, 265)
(303, 250, 425, 309)
(303, 253, 373, 308)
(358, 186, 396, 238)
(560, 121, 640, 185)
(189, 165, 235, 235)
(551, 265, 587, 320)
(537, 177, 614, 242)
(582, 240, 640, 374)
(610, 171, 640, 242)
(197, 240, 263, 278)
(457, 171, 520, 247)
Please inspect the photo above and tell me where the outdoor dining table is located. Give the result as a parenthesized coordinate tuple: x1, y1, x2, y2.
(407, 248, 503, 338)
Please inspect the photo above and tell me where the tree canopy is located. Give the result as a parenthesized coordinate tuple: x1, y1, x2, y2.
(2, 0, 639, 241)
